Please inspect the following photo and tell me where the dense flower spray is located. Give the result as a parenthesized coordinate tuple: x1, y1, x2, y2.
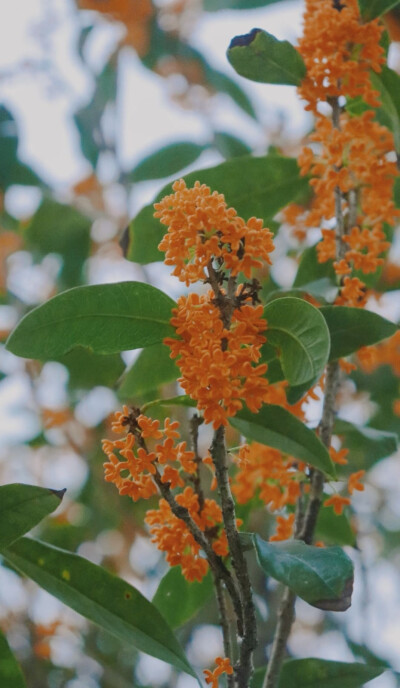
(295, 0, 398, 306)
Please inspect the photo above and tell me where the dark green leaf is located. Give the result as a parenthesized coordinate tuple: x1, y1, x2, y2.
(316, 499, 356, 547)
(369, 66, 400, 152)
(3, 538, 195, 677)
(128, 154, 310, 264)
(6, 282, 175, 359)
(293, 244, 337, 288)
(334, 419, 398, 467)
(230, 404, 335, 477)
(126, 142, 207, 183)
(214, 131, 251, 158)
(264, 297, 330, 387)
(0, 484, 65, 550)
(204, 0, 284, 9)
(268, 278, 338, 304)
(227, 29, 306, 86)
(153, 568, 213, 628)
(320, 306, 397, 360)
(358, 0, 400, 21)
(250, 535, 353, 609)
(119, 343, 179, 398)
(0, 629, 26, 688)
(26, 199, 91, 288)
(251, 658, 384, 688)
(56, 349, 125, 390)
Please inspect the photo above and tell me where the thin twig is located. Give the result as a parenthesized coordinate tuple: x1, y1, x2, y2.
(213, 573, 235, 688)
(211, 426, 257, 687)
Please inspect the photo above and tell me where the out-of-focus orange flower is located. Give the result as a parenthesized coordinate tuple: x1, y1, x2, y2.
(0, 231, 22, 292)
(348, 470, 365, 494)
(232, 443, 301, 512)
(270, 513, 295, 541)
(324, 494, 351, 515)
(42, 407, 72, 429)
(358, 330, 400, 376)
(156, 179, 274, 286)
(329, 446, 349, 466)
(204, 657, 234, 688)
(78, 0, 154, 55)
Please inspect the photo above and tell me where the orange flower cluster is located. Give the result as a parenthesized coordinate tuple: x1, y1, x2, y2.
(78, 0, 154, 55)
(155, 179, 274, 286)
(296, 0, 398, 306)
(232, 443, 301, 513)
(102, 407, 228, 581)
(164, 292, 269, 428)
(270, 513, 296, 542)
(146, 487, 228, 582)
(324, 470, 365, 515)
(358, 330, 400, 376)
(298, 0, 384, 112)
(204, 657, 234, 688)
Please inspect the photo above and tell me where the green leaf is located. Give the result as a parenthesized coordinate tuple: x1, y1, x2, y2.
(251, 658, 384, 688)
(3, 538, 195, 677)
(369, 66, 400, 152)
(119, 343, 179, 398)
(268, 278, 338, 305)
(316, 499, 356, 547)
(126, 142, 207, 183)
(358, 0, 400, 21)
(293, 244, 337, 288)
(334, 419, 398, 468)
(56, 349, 125, 390)
(204, 0, 284, 9)
(230, 404, 336, 477)
(0, 484, 65, 550)
(250, 535, 354, 610)
(153, 568, 214, 629)
(128, 154, 310, 264)
(214, 131, 251, 158)
(227, 29, 306, 86)
(0, 106, 43, 189)
(6, 282, 175, 360)
(320, 306, 397, 360)
(0, 629, 26, 688)
(264, 297, 330, 387)
(25, 199, 91, 288)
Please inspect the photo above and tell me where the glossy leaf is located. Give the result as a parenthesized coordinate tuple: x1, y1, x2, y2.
(128, 154, 310, 264)
(0, 629, 26, 688)
(250, 535, 354, 610)
(334, 419, 398, 468)
(153, 568, 214, 629)
(230, 404, 335, 477)
(3, 538, 194, 677)
(26, 199, 91, 288)
(119, 343, 179, 398)
(126, 142, 207, 183)
(227, 29, 306, 86)
(0, 484, 65, 550)
(358, 0, 400, 21)
(6, 282, 175, 360)
(56, 349, 125, 390)
(251, 658, 384, 688)
(316, 500, 356, 547)
(370, 67, 400, 152)
(264, 297, 330, 387)
(320, 306, 397, 360)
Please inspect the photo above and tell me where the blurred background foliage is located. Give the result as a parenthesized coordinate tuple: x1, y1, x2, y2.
(0, 1, 400, 687)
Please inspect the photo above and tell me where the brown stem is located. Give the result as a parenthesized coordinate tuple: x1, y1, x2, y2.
(262, 94, 344, 688)
(213, 573, 235, 688)
(152, 467, 244, 636)
(211, 426, 257, 688)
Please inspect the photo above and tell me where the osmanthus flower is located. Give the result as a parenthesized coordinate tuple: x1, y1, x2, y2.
(358, 330, 400, 376)
(102, 408, 229, 581)
(155, 179, 274, 286)
(203, 657, 234, 688)
(295, 0, 399, 306)
(232, 443, 302, 513)
(164, 292, 270, 429)
(77, 0, 154, 55)
(270, 513, 296, 542)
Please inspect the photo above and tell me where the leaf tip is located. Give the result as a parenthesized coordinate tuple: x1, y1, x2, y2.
(229, 28, 262, 50)
(51, 487, 67, 501)
(312, 574, 354, 612)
